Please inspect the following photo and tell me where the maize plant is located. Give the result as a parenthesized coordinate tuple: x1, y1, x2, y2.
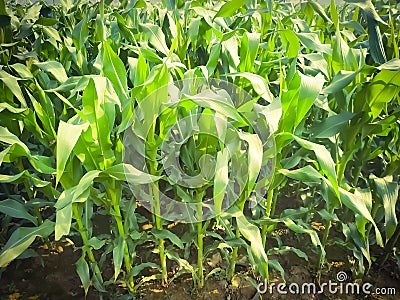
(0, 0, 399, 298)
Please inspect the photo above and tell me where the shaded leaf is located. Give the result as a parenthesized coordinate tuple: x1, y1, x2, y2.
(0, 220, 54, 267)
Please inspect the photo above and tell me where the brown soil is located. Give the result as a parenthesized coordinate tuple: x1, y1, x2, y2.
(0, 232, 399, 300)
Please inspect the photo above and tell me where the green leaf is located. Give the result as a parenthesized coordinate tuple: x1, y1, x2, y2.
(214, 0, 246, 18)
(214, 149, 229, 216)
(34, 61, 68, 83)
(0, 126, 30, 152)
(29, 155, 55, 174)
(0, 0, 6, 15)
(339, 187, 383, 247)
(165, 248, 196, 276)
(225, 72, 273, 102)
(258, 216, 325, 262)
(206, 43, 221, 77)
(113, 237, 125, 281)
(104, 163, 161, 184)
(0, 220, 54, 267)
(81, 77, 118, 169)
(290, 134, 339, 198)
(35, 17, 59, 26)
(279, 72, 300, 133)
(239, 32, 260, 72)
(56, 121, 88, 185)
(363, 5, 386, 63)
(134, 63, 169, 130)
(54, 188, 74, 240)
(228, 206, 269, 280)
(72, 170, 101, 201)
(76, 256, 90, 295)
(0, 199, 37, 225)
(0, 70, 27, 107)
(128, 54, 149, 87)
(310, 112, 355, 138)
(151, 229, 184, 249)
(0, 146, 10, 166)
(309, 0, 332, 24)
(279, 165, 324, 183)
(296, 72, 325, 128)
(72, 17, 89, 50)
(378, 59, 400, 71)
(100, 41, 128, 103)
(41, 26, 61, 42)
(280, 30, 300, 59)
(332, 27, 358, 73)
(0, 127, 54, 174)
(239, 132, 263, 198)
(87, 237, 106, 250)
(323, 70, 359, 94)
(10, 63, 33, 79)
(255, 98, 281, 133)
(267, 246, 308, 261)
(27, 91, 56, 140)
(73, 131, 98, 171)
(182, 89, 246, 124)
(131, 262, 160, 277)
(372, 176, 398, 242)
(0, 171, 29, 184)
(365, 69, 400, 119)
(139, 23, 169, 55)
(297, 32, 332, 55)
(283, 219, 325, 259)
(279, 71, 324, 133)
(55, 171, 101, 240)
(0, 103, 26, 114)
(188, 17, 201, 47)
(268, 259, 285, 281)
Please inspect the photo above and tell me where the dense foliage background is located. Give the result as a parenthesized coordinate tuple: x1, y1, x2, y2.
(0, 0, 399, 298)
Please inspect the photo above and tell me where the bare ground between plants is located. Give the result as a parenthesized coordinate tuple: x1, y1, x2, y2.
(0, 233, 398, 300)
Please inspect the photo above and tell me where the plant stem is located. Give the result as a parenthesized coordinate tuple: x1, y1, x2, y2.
(269, 191, 279, 220)
(73, 204, 103, 284)
(227, 199, 244, 283)
(107, 180, 134, 291)
(197, 216, 204, 288)
(262, 187, 275, 247)
(196, 190, 205, 288)
(152, 180, 168, 286)
(317, 206, 335, 281)
(17, 158, 48, 245)
(147, 122, 168, 286)
(227, 225, 240, 282)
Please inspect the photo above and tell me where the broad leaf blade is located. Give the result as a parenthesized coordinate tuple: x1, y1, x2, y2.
(56, 121, 88, 185)
(0, 220, 54, 267)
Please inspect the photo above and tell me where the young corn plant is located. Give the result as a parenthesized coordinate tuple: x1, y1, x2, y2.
(0, 0, 399, 297)
(53, 36, 149, 293)
(123, 75, 277, 287)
